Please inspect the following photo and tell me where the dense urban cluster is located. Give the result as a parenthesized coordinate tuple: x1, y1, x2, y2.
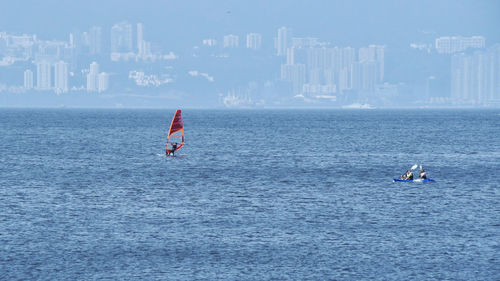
(0, 23, 499, 107)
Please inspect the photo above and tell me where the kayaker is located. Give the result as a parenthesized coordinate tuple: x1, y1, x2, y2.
(419, 168, 427, 179)
(406, 168, 413, 180)
(401, 170, 413, 180)
(404, 170, 414, 180)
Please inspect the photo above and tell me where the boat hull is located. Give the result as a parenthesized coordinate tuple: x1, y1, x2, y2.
(393, 178, 435, 183)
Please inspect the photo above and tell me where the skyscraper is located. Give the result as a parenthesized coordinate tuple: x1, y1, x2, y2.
(281, 63, 306, 94)
(223, 34, 239, 48)
(246, 33, 262, 50)
(88, 61, 97, 75)
(338, 68, 349, 93)
(24, 69, 34, 89)
(202, 39, 217, 47)
(36, 61, 51, 90)
(286, 48, 295, 65)
(450, 45, 500, 104)
(435, 36, 485, 54)
(375, 45, 385, 82)
(54, 60, 69, 93)
(342, 47, 356, 70)
(98, 72, 109, 93)
(87, 61, 99, 92)
(111, 22, 133, 53)
(89, 26, 102, 55)
(137, 23, 143, 55)
(276, 27, 292, 56)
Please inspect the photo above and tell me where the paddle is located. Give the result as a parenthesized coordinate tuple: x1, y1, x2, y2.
(411, 164, 418, 170)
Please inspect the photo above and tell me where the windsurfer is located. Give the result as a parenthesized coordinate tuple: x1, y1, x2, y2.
(167, 142, 178, 156)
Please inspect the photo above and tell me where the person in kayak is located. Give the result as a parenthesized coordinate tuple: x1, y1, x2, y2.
(402, 170, 413, 180)
(419, 168, 427, 179)
(407, 170, 414, 180)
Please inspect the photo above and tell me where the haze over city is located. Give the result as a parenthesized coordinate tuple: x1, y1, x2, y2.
(2, 2, 500, 280)
(1, 0, 499, 108)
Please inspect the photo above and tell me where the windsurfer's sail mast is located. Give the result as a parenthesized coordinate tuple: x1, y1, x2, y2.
(166, 109, 184, 154)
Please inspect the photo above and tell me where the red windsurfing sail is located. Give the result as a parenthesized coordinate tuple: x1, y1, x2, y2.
(166, 110, 184, 154)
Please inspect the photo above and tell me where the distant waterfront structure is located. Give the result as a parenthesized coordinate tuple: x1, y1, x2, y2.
(279, 43, 385, 97)
(281, 63, 306, 94)
(451, 45, 500, 105)
(202, 39, 217, 47)
(137, 23, 143, 55)
(223, 34, 239, 48)
(87, 61, 99, 92)
(89, 26, 102, 55)
(86, 61, 109, 92)
(0, 32, 35, 65)
(24, 69, 34, 89)
(36, 61, 52, 90)
(375, 45, 385, 81)
(286, 47, 294, 65)
(111, 22, 133, 53)
(338, 68, 349, 93)
(276, 27, 292, 56)
(356, 45, 385, 85)
(90, 61, 99, 75)
(435, 36, 485, 54)
(246, 33, 262, 50)
(98, 72, 109, 92)
(292, 37, 319, 49)
(358, 46, 375, 63)
(54, 60, 69, 94)
(342, 47, 356, 70)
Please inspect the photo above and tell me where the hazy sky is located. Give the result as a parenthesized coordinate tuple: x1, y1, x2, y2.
(1, 0, 499, 49)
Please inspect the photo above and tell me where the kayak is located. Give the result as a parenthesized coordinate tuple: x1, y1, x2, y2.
(393, 178, 435, 183)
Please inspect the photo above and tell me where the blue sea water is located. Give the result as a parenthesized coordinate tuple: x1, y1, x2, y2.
(0, 109, 499, 280)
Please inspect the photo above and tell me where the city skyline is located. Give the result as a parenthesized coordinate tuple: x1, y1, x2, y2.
(1, 0, 499, 108)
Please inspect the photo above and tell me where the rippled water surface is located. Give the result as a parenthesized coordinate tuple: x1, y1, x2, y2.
(0, 109, 499, 280)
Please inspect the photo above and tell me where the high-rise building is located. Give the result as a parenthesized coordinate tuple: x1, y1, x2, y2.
(98, 72, 109, 93)
(54, 60, 69, 93)
(90, 61, 99, 75)
(87, 61, 99, 92)
(331, 47, 343, 73)
(307, 48, 328, 70)
(111, 22, 133, 53)
(291, 37, 319, 49)
(24, 69, 34, 89)
(276, 27, 292, 56)
(358, 47, 375, 63)
(309, 68, 322, 85)
(286, 48, 295, 65)
(36, 61, 52, 90)
(338, 68, 349, 93)
(350, 62, 362, 90)
(89, 26, 102, 55)
(202, 39, 217, 47)
(246, 33, 262, 50)
(281, 63, 306, 94)
(357, 45, 385, 83)
(451, 45, 500, 104)
(374, 45, 385, 82)
(361, 61, 378, 91)
(223, 34, 239, 48)
(137, 23, 143, 55)
(342, 47, 356, 70)
(435, 36, 485, 54)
